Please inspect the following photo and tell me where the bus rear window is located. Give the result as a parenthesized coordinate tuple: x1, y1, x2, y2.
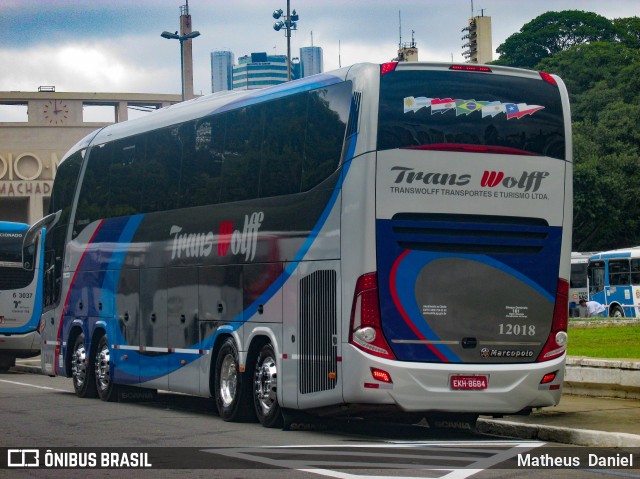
(378, 70, 566, 160)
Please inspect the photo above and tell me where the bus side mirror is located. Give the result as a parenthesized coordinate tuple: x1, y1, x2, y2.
(22, 210, 61, 270)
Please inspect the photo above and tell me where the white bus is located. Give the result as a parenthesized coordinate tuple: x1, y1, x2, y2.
(0, 221, 45, 372)
(27, 61, 572, 428)
(569, 252, 595, 317)
(588, 246, 640, 318)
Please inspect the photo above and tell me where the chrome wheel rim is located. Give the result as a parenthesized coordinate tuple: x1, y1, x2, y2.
(219, 354, 238, 407)
(255, 355, 277, 415)
(95, 342, 111, 392)
(72, 340, 88, 388)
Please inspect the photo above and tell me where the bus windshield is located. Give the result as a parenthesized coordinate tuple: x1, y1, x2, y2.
(378, 69, 566, 160)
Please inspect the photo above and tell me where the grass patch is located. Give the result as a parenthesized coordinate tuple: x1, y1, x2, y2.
(567, 324, 640, 359)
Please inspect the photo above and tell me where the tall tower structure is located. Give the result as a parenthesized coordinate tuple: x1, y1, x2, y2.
(462, 14, 492, 64)
(211, 50, 235, 93)
(300, 46, 323, 77)
(180, 1, 196, 99)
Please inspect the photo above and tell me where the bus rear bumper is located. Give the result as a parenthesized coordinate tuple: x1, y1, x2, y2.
(342, 345, 564, 415)
(0, 330, 41, 358)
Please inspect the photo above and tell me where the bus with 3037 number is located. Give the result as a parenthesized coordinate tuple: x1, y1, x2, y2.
(25, 61, 572, 429)
(0, 221, 45, 372)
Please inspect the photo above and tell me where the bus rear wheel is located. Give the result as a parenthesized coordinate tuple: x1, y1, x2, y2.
(95, 334, 119, 402)
(0, 354, 15, 373)
(71, 333, 97, 398)
(253, 343, 283, 428)
(610, 306, 624, 318)
(214, 338, 256, 422)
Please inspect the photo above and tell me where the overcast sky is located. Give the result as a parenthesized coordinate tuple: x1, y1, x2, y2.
(1, 0, 638, 96)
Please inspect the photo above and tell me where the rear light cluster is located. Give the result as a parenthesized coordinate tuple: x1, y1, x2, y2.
(450, 64, 492, 73)
(539, 71, 557, 86)
(537, 278, 569, 362)
(349, 272, 395, 360)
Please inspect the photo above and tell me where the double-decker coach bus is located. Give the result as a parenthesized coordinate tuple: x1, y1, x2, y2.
(588, 246, 640, 318)
(25, 61, 572, 428)
(0, 221, 45, 372)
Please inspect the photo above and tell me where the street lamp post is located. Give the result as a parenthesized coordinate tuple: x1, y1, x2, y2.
(272, 0, 299, 81)
(161, 30, 200, 101)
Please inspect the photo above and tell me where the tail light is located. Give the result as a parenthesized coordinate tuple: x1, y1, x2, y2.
(537, 279, 569, 361)
(349, 272, 395, 359)
(380, 62, 398, 75)
(539, 71, 557, 86)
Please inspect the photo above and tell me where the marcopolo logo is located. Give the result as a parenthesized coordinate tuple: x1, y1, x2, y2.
(481, 170, 549, 193)
(170, 211, 264, 262)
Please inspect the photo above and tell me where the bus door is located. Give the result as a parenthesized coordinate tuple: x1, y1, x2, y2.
(606, 259, 632, 317)
(588, 260, 606, 308)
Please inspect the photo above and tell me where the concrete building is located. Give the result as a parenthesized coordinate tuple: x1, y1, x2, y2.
(299, 46, 323, 78)
(462, 15, 492, 64)
(211, 50, 235, 93)
(0, 90, 181, 224)
(232, 53, 289, 90)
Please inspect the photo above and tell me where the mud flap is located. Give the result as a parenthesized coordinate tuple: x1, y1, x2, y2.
(116, 386, 158, 402)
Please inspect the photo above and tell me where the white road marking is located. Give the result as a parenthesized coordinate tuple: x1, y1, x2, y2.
(205, 441, 545, 479)
(0, 378, 68, 393)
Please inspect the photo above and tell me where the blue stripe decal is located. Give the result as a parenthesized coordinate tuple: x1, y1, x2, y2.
(0, 221, 28, 232)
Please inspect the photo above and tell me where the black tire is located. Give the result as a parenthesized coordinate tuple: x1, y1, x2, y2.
(0, 355, 15, 373)
(95, 334, 119, 402)
(71, 333, 97, 398)
(214, 338, 256, 422)
(610, 306, 624, 318)
(253, 343, 283, 428)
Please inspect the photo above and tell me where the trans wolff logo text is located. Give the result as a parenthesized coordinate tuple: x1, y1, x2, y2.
(170, 211, 264, 262)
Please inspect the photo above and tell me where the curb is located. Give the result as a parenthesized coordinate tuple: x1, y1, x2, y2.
(565, 357, 640, 400)
(477, 418, 640, 447)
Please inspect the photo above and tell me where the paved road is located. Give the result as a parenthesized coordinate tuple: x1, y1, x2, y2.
(0, 371, 636, 479)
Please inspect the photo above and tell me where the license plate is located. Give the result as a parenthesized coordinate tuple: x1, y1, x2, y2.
(450, 375, 488, 390)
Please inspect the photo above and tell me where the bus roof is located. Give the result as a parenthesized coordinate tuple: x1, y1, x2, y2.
(589, 246, 640, 261)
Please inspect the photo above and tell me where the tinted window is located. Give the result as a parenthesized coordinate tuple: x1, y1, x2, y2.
(110, 136, 145, 217)
(570, 263, 588, 288)
(74, 143, 112, 236)
(142, 126, 181, 213)
(303, 82, 351, 191)
(260, 95, 306, 197)
(45, 149, 84, 307)
(72, 81, 351, 227)
(220, 107, 264, 203)
(182, 117, 225, 207)
(378, 70, 566, 159)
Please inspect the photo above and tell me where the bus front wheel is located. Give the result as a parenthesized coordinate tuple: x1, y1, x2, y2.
(71, 333, 97, 398)
(214, 338, 256, 422)
(253, 343, 283, 428)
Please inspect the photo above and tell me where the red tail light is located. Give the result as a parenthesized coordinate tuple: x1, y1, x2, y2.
(539, 71, 557, 86)
(349, 273, 395, 359)
(450, 65, 492, 73)
(537, 279, 569, 362)
(380, 62, 398, 75)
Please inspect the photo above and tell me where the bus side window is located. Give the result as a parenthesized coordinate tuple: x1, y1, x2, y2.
(609, 259, 630, 286)
(631, 259, 640, 285)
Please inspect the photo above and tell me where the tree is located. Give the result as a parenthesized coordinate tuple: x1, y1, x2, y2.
(494, 11, 617, 69)
(613, 16, 640, 48)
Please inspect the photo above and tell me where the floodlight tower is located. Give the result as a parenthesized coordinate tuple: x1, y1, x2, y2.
(161, 1, 201, 100)
(272, 0, 299, 81)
